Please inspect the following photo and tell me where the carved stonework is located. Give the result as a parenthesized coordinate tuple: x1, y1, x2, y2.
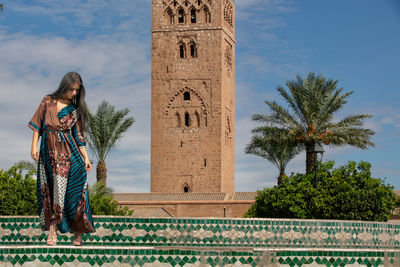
(165, 87, 208, 129)
(224, 0, 233, 27)
(225, 44, 232, 77)
(162, 0, 211, 24)
(225, 109, 232, 147)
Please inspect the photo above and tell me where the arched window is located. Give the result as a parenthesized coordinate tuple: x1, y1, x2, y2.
(183, 91, 190, 101)
(176, 112, 181, 127)
(179, 43, 186, 58)
(166, 7, 174, 24)
(203, 6, 211, 23)
(173, 0, 178, 7)
(183, 184, 190, 192)
(197, 0, 202, 5)
(178, 8, 185, 23)
(190, 9, 196, 23)
(204, 114, 207, 127)
(190, 43, 197, 58)
(185, 112, 190, 127)
(195, 111, 200, 127)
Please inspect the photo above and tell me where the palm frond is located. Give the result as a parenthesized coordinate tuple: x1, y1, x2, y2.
(13, 160, 37, 173)
(86, 100, 135, 161)
(247, 72, 375, 175)
(89, 181, 114, 197)
(246, 128, 303, 177)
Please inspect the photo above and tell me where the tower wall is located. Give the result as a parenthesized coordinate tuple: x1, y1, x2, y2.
(151, 0, 235, 193)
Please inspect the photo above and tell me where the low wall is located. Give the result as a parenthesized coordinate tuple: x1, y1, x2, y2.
(120, 201, 253, 218)
(1, 216, 400, 266)
(1, 216, 399, 249)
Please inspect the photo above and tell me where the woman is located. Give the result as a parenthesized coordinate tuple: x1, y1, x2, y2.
(28, 72, 95, 246)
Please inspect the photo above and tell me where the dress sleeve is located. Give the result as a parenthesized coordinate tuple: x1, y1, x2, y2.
(28, 96, 48, 135)
(72, 119, 86, 148)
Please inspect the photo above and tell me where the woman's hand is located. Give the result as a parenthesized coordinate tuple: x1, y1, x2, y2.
(79, 146, 92, 172)
(84, 157, 92, 172)
(31, 145, 39, 161)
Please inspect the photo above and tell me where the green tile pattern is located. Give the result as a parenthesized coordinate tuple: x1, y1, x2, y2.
(1, 247, 398, 266)
(0, 216, 399, 249)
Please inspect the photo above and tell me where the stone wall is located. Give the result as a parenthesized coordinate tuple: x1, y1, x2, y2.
(151, 0, 236, 194)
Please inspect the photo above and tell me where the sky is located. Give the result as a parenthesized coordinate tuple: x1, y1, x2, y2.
(0, 0, 399, 193)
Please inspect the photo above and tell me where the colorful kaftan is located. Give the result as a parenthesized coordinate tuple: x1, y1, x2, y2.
(28, 96, 95, 234)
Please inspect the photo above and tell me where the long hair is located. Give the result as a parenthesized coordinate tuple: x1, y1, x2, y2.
(49, 72, 89, 131)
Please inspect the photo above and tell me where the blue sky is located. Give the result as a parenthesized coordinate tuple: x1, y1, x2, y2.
(0, 0, 399, 192)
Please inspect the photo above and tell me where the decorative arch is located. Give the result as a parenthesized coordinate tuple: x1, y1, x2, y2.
(224, 0, 233, 27)
(189, 41, 198, 58)
(165, 6, 174, 24)
(202, 5, 211, 23)
(189, 7, 197, 23)
(225, 44, 232, 76)
(178, 41, 186, 58)
(176, 112, 181, 127)
(182, 183, 191, 193)
(184, 111, 190, 127)
(194, 111, 200, 127)
(177, 6, 186, 23)
(165, 87, 208, 116)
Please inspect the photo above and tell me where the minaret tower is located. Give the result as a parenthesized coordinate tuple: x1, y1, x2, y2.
(151, 0, 235, 193)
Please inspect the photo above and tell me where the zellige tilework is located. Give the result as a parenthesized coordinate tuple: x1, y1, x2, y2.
(1, 216, 399, 249)
(1, 216, 400, 266)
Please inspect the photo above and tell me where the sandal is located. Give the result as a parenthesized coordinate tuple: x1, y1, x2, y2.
(73, 233, 82, 246)
(46, 224, 57, 246)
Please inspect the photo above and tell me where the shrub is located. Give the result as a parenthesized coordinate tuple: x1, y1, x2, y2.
(245, 161, 395, 222)
(89, 182, 133, 216)
(0, 166, 37, 215)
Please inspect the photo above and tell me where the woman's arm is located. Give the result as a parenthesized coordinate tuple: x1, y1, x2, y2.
(79, 146, 92, 172)
(31, 130, 39, 161)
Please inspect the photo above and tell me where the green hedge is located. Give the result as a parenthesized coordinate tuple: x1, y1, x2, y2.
(0, 166, 132, 216)
(0, 166, 37, 215)
(245, 161, 396, 221)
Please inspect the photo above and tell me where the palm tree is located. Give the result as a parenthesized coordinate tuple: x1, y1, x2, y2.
(89, 181, 113, 197)
(13, 160, 37, 175)
(246, 128, 302, 185)
(86, 101, 135, 184)
(251, 72, 374, 174)
(0, 4, 3, 12)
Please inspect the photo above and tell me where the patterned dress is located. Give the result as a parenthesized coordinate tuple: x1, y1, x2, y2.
(28, 96, 95, 234)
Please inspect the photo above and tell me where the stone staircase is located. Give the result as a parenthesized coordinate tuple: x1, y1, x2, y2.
(1, 216, 400, 266)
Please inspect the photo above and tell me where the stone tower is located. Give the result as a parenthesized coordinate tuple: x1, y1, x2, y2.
(151, 0, 235, 193)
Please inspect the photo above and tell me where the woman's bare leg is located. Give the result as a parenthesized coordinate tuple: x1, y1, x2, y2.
(73, 232, 82, 246)
(46, 223, 57, 245)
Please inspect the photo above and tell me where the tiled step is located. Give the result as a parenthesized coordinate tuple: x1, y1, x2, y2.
(1, 246, 399, 266)
(1, 216, 399, 249)
(2, 216, 400, 266)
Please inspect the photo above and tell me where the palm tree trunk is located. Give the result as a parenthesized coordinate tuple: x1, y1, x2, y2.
(96, 160, 107, 184)
(306, 144, 317, 174)
(277, 171, 285, 186)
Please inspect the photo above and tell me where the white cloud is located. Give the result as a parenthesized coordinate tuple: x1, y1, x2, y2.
(1, 0, 399, 194)
(0, 27, 151, 191)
